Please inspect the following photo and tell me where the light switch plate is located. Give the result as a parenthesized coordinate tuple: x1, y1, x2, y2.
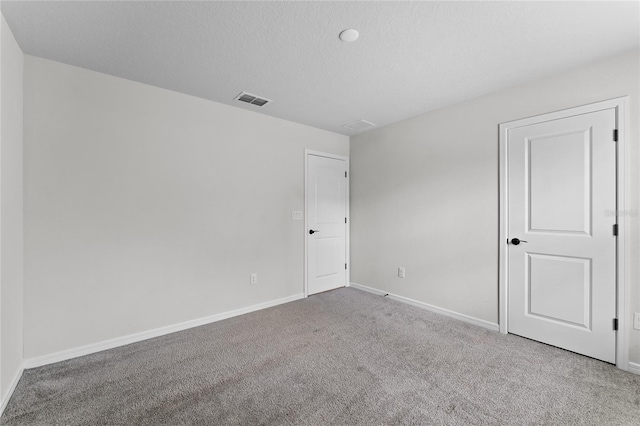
(291, 211, 303, 220)
(634, 312, 640, 331)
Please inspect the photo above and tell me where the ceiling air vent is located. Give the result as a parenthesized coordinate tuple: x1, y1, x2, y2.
(343, 119, 377, 132)
(234, 92, 272, 107)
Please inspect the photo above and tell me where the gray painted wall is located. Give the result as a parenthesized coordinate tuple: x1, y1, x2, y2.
(17, 44, 640, 369)
(23, 56, 348, 359)
(350, 50, 640, 363)
(0, 14, 24, 401)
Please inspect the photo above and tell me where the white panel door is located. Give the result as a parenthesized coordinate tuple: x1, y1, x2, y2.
(307, 154, 347, 295)
(507, 108, 617, 363)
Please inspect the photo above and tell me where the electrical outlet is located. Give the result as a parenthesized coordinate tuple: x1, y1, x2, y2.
(398, 267, 406, 279)
(634, 313, 640, 331)
(250, 273, 258, 285)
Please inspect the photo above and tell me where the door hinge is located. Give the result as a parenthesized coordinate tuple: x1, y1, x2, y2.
(613, 318, 618, 331)
(345, 263, 347, 270)
(345, 171, 348, 178)
(345, 217, 347, 224)
(613, 224, 618, 236)
(613, 129, 618, 142)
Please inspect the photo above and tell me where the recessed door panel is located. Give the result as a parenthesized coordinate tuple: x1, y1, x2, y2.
(316, 166, 343, 225)
(315, 237, 342, 278)
(528, 130, 591, 235)
(527, 254, 591, 329)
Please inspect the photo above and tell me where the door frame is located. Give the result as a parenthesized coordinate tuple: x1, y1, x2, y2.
(304, 150, 350, 298)
(498, 97, 629, 370)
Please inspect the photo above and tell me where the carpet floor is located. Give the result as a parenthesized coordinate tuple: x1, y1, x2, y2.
(2, 287, 639, 425)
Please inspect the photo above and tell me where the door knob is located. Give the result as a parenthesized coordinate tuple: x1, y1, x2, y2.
(510, 238, 528, 245)
(309, 229, 320, 235)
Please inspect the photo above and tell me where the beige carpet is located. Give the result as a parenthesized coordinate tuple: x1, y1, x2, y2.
(2, 287, 639, 425)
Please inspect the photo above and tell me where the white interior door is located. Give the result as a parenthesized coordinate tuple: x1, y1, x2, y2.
(306, 154, 347, 296)
(506, 108, 617, 363)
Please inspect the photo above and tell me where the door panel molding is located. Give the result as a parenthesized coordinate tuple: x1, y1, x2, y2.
(304, 150, 350, 297)
(499, 97, 628, 371)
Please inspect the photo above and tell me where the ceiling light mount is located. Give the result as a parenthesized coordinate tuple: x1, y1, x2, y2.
(339, 29, 359, 42)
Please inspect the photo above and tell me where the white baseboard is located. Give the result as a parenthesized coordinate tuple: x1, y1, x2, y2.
(350, 282, 500, 332)
(628, 362, 640, 375)
(349, 282, 389, 297)
(24, 293, 305, 369)
(0, 365, 24, 417)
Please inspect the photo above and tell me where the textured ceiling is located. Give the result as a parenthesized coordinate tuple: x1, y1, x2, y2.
(2, 1, 639, 135)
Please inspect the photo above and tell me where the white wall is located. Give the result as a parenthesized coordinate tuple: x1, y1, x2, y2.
(0, 13, 24, 402)
(23, 56, 348, 359)
(350, 50, 640, 363)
